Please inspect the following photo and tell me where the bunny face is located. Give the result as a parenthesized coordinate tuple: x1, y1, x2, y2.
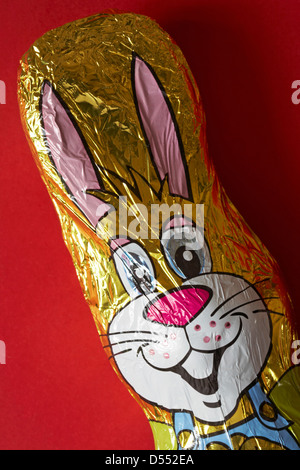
(108, 222, 272, 423)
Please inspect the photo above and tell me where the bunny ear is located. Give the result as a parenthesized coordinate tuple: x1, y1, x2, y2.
(132, 53, 192, 201)
(40, 81, 111, 228)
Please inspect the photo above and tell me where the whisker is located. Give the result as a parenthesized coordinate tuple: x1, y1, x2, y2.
(253, 309, 284, 316)
(104, 338, 160, 349)
(108, 348, 132, 360)
(210, 277, 272, 318)
(100, 330, 161, 337)
(231, 312, 248, 319)
(219, 296, 279, 320)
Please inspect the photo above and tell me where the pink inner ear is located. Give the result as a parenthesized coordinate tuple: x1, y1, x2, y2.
(110, 238, 131, 251)
(134, 55, 190, 200)
(41, 82, 111, 227)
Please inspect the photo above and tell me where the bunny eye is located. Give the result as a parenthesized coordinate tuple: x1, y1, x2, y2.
(112, 242, 156, 298)
(161, 224, 211, 279)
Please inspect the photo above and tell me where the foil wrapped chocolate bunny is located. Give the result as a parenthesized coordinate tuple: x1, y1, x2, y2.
(18, 12, 300, 450)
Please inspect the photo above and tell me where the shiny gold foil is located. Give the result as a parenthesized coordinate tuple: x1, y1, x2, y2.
(18, 11, 300, 450)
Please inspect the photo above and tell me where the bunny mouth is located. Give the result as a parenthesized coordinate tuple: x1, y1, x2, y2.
(138, 344, 225, 403)
(170, 346, 225, 397)
(138, 319, 243, 402)
(173, 320, 243, 398)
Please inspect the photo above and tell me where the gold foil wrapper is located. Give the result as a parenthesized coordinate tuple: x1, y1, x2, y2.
(18, 11, 300, 450)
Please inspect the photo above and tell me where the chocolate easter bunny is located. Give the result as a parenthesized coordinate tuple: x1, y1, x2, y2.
(18, 12, 300, 450)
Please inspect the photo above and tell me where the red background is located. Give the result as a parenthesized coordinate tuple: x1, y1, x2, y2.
(1, 0, 300, 450)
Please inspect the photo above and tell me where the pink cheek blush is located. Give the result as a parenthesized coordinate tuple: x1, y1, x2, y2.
(164, 353, 170, 359)
(149, 349, 155, 356)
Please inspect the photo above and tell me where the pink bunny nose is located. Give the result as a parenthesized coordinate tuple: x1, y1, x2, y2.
(146, 287, 212, 326)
